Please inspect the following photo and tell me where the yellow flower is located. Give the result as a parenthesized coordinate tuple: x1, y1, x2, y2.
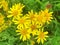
(28, 22, 39, 36)
(7, 3, 25, 18)
(13, 16, 30, 29)
(16, 28, 31, 41)
(36, 9, 53, 25)
(36, 29, 48, 44)
(0, 0, 8, 11)
(0, 13, 5, 26)
(44, 9, 53, 24)
(36, 11, 46, 26)
(26, 10, 37, 22)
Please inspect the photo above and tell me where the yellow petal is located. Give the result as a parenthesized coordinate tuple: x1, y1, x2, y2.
(8, 11, 12, 13)
(7, 15, 13, 18)
(20, 35, 22, 40)
(17, 24, 23, 30)
(16, 30, 20, 32)
(44, 31, 48, 34)
(26, 34, 30, 39)
(43, 38, 47, 41)
(23, 36, 26, 41)
(45, 35, 49, 37)
(41, 39, 44, 44)
(37, 38, 40, 44)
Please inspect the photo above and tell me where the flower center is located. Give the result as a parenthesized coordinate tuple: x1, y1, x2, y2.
(30, 15, 35, 20)
(12, 10, 18, 16)
(31, 25, 36, 30)
(39, 32, 45, 39)
(19, 19, 25, 24)
(20, 29, 28, 36)
(44, 13, 51, 21)
(37, 16, 43, 22)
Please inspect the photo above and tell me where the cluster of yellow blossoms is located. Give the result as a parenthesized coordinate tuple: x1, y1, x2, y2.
(7, 2, 53, 44)
(0, 0, 53, 44)
(0, 0, 11, 32)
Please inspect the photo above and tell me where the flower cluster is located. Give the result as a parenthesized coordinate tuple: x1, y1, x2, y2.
(7, 3, 53, 44)
(0, 0, 12, 32)
(0, 0, 53, 44)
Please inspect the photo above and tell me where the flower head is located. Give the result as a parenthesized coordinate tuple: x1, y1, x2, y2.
(36, 29, 48, 44)
(16, 28, 31, 41)
(28, 22, 39, 36)
(36, 11, 46, 26)
(36, 9, 53, 25)
(13, 15, 30, 29)
(26, 10, 37, 22)
(43, 9, 53, 24)
(7, 3, 25, 18)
